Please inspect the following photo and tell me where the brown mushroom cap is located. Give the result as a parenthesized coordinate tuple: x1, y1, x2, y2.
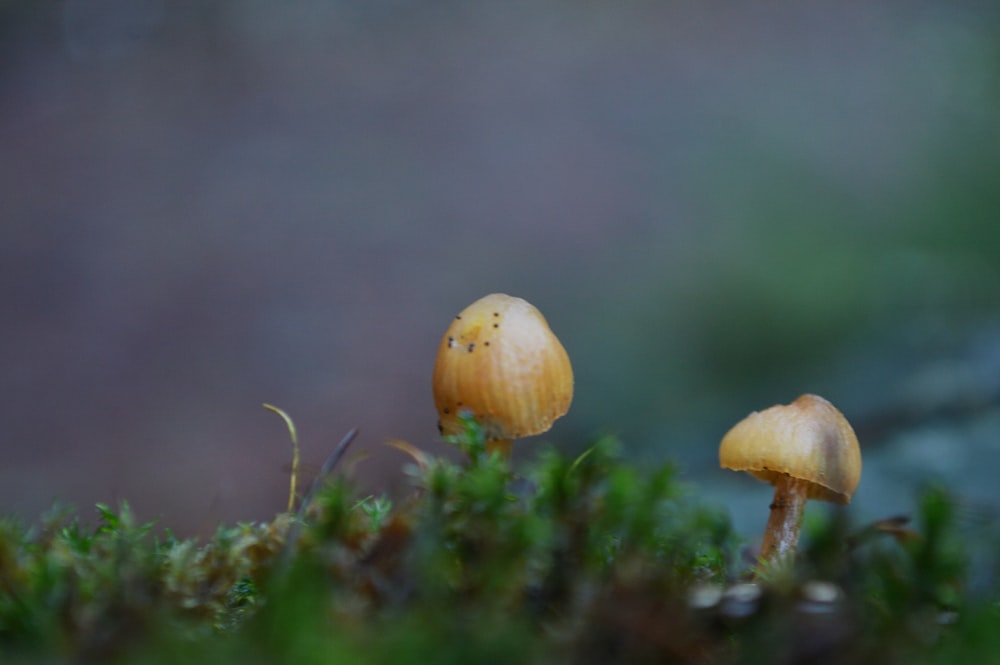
(719, 394, 862, 504)
(432, 293, 573, 442)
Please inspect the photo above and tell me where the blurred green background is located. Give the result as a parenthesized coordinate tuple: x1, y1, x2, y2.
(2, 1, 998, 539)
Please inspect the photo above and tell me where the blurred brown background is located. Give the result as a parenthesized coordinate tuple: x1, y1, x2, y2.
(2, 1, 999, 538)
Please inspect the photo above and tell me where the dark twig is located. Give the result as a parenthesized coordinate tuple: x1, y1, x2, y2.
(296, 427, 359, 520)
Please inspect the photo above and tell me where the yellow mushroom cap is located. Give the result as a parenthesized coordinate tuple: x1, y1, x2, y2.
(719, 394, 862, 504)
(432, 293, 574, 442)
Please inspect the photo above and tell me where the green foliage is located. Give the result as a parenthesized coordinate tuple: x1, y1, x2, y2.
(0, 426, 998, 664)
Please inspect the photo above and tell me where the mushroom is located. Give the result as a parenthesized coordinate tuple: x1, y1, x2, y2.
(432, 293, 573, 458)
(719, 394, 861, 567)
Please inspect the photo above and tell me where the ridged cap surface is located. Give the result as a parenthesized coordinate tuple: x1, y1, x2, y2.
(433, 293, 573, 442)
(719, 394, 861, 504)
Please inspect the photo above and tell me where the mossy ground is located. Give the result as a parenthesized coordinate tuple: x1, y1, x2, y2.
(0, 417, 997, 664)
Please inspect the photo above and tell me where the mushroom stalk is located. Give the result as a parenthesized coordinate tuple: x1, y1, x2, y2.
(759, 475, 810, 566)
(486, 439, 513, 459)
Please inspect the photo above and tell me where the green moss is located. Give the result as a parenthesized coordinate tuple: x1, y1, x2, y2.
(0, 421, 997, 663)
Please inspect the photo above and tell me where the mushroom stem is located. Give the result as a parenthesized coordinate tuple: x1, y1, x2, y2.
(759, 475, 810, 567)
(485, 439, 513, 459)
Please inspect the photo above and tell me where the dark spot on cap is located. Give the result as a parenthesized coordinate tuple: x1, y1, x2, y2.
(457, 401, 463, 407)
(484, 341, 490, 346)
(493, 312, 499, 316)
(456, 315, 462, 320)
(467, 343, 475, 352)
(437, 420, 443, 434)
(493, 323, 499, 328)
(448, 336, 454, 348)
(443, 407, 451, 415)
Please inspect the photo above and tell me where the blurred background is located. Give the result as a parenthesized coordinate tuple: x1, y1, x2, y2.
(2, 1, 999, 540)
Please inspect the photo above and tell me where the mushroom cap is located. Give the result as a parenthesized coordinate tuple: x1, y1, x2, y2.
(432, 293, 573, 442)
(719, 394, 862, 504)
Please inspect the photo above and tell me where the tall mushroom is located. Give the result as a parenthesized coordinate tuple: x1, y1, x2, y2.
(432, 293, 573, 458)
(719, 394, 862, 567)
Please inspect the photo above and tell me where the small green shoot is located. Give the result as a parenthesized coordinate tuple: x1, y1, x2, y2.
(441, 408, 488, 462)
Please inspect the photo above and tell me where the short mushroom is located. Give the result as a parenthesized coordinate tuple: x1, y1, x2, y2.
(432, 293, 573, 458)
(719, 394, 862, 567)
